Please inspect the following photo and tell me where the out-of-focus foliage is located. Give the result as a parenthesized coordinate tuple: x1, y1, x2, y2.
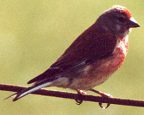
(0, 0, 143, 115)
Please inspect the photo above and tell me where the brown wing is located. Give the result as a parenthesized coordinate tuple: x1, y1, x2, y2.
(28, 25, 117, 84)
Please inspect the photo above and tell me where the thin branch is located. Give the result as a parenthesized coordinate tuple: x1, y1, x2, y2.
(0, 84, 144, 107)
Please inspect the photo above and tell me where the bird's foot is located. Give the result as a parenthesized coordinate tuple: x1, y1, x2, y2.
(75, 89, 87, 105)
(89, 89, 112, 109)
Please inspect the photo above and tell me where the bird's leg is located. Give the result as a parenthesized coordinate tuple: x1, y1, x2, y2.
(89, 89, 112, 109)
(77, 89, 87, 95)
(89, 89, 112, 98)
(75, 89, 87, 105)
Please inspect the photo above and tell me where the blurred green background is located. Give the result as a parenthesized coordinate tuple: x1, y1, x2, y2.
(0, 0, 144, 115)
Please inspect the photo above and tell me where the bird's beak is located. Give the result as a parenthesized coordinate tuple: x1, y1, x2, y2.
(129, 17, 140, 28)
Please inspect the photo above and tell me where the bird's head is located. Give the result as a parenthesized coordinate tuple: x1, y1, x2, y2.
(96, 5, 140, 38)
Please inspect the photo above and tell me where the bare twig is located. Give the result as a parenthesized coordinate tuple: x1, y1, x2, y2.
(0, 84, 144, 107)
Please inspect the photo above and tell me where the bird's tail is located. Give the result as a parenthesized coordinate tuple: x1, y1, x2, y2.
(13, 81, 53, 101)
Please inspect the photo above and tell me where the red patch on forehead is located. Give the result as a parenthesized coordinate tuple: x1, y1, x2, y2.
(112, 5, 132, 18)
(120, 8, 131, 18)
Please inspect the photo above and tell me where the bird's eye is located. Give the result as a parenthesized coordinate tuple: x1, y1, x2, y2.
(118, 17, 126, 23)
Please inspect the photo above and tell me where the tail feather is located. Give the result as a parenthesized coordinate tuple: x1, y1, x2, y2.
(13, 82, 53, 101)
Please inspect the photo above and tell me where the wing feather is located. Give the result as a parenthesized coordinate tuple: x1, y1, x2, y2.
(28, 24, 117, 84)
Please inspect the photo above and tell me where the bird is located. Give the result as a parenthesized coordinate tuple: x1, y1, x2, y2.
(12, 5, 140, 102)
